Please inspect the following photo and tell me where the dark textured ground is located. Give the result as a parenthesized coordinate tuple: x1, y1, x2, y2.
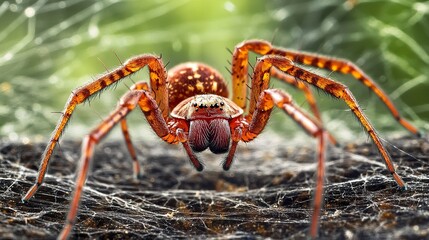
(1, 134, 428, 240)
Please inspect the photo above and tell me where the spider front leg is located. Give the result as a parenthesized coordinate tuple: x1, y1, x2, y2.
(22, 55, 168, 202)
(231, 40, 337, 145)
(271, 68, 322, 121)
(269, 46, 422, 137)
(255, 55, 406, 189)
(240, 88, 328, 238)
(232, 39, 421, 137)
(58, 89, 172, 240)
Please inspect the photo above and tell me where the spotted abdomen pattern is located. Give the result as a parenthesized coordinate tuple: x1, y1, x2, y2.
(167, 62, 229, 110)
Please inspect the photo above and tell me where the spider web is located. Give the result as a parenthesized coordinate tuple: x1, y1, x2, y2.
(1, 0, 429, 239)
(1, 135, 429, 239)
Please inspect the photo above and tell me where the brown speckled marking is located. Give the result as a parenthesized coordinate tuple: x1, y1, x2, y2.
(99, 80, 107, 88)
(167, 62, 229, 110)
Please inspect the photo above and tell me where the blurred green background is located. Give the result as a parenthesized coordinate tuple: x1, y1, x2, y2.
(0, 0, 428, 143)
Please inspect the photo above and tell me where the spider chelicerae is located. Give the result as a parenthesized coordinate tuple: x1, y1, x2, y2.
(22, 40, 421, 239)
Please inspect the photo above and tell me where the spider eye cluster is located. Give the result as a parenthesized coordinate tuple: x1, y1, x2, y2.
(191, 99, 225, 111)
(170, 94, 242, 121)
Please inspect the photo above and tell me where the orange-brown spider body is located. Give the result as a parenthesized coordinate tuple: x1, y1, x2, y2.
(22, 40, 421, 240)
(171, 94, 242, 154)
(159, 62, 244, 170)
(168, 63, 242, 156)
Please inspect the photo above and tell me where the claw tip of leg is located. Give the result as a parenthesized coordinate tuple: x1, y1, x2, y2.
(222, 164, 230, 171)
(134, 172, 144, 180)
(416, 131, 424, 138)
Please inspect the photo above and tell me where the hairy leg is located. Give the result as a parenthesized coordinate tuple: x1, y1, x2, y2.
(268, 47, 420, 136)
(251, 55, 406, 189)
(119, 81, 151, 179)
(23, 55, 168, 202)
(241, 88, 327, 237)
(271, 68, 338, 146)
(120, 119, 141, 179)
(231, 39, 420, 136)
(58, 88, 172, 239)
(271, 68, 322, 120)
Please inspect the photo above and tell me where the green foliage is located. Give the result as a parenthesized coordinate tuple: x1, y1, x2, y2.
(0, 0, 427, 140)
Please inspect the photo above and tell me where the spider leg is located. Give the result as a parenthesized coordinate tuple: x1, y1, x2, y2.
(120, 119, 142, 179)
(240, 88, 328, 237)
(22, 55, 168, 202)
(271, 68, 322, 120)
(119, 81, 152, 179)
(252, 55, 406, 189)
(58, 89, 171, 239)
(271, 68, 339, 146)
(232, 39, 421, 137)
(231, 40, 271, 109)
(231, 40, 337, 145)
(268, 46, 421, 137)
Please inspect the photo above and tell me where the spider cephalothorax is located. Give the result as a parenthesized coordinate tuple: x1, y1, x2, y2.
(171, 94, 243, 154)
(166, 62, 243, 154)
(22, 40, 421, 240)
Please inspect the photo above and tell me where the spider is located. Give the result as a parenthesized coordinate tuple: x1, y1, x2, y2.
(22, 40, 420, 239)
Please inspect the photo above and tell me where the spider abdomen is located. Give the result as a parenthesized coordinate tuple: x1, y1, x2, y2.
(167, 62, 229, 110)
